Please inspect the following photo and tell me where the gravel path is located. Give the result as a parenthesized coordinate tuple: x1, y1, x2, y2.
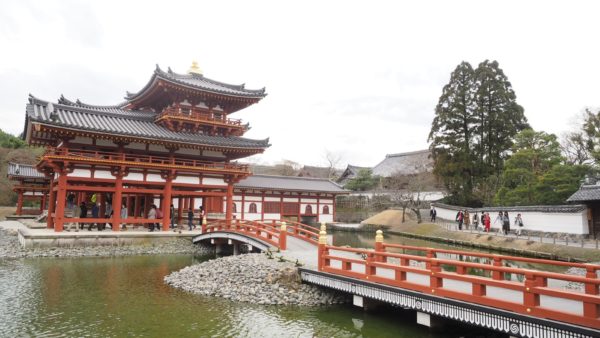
(165, 253, 349, 306)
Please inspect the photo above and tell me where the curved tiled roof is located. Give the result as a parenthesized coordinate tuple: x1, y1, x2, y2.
(236, 175, 348, 193)
(58, 94, 130, 112)
(567, 185, 600, 202)
(372, 149, 432, 177)
(7, 162, 44, 179)
(26, 95, 270, 150)
(126, 65, 267, 100)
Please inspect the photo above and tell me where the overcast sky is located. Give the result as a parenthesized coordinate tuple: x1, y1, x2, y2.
(1, 0, 599, 168)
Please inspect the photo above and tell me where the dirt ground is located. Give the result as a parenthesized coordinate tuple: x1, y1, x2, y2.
(362, 210, 600, 262)
(0, 206, 16, 221)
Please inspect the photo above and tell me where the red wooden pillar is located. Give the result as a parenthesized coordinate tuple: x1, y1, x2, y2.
(190, 196, 195, 211)
(40, 193, 47, 212)
(47, 178, 56, 229)
(112, 173, 123, 231)
(241, 190, 245, 221)
(261, 191, 265, 221)
(177, 196, 183, 225)
(225, 181, 234, 227)
(161, 174, 173, 231)
(316, 194, 320, 223)
(16, 190, 23, 216)
(54, 173, 68, 232)
(99, 193, 106, 220)
(134, 195, 141, 218)
(183, 196, 189, 211)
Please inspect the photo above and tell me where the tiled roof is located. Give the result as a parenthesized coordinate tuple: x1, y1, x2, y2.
(126, 65, 267, 100)
(432, 202, 587, 213)
(337, 164, 370, 184)
(567, 185, 600, 202)
(7, 162, 45, 179)
(236, 175, 348, 193)
(297, 165, 331, 179)
(372, 149, 432, 177)
(26, 95, 270, 150)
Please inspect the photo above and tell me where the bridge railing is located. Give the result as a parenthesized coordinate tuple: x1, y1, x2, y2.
(264, 219, 320, 245)
(204, 219, 282, 249)
(318, 229, 600, 330)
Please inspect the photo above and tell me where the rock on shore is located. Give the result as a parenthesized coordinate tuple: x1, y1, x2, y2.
(164, 253, 348, 306)
(0, 229, 212, 259)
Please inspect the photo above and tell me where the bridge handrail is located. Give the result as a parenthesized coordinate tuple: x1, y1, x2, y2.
(382, 242, 600, 271)
(264, 219, 319, 245)
(204, 219, 281, 248)
(319, 239, 600, 329)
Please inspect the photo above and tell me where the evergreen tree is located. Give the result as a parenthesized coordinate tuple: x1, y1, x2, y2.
(344, 169, 379, 191)
(582, 108, 600, 163)
(495, 129, 562, 205)
(428, 62, 477, 204)
(473, 60, 528, 176)
(535, 164, 591, 205)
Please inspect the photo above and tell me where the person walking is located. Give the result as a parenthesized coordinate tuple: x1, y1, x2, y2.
(456, 210, 464, 230)
(502, 211, 510, 235)
(120, 204, 128, 230)
(78, 202, 87, 231)
(464, 210, 471, 230)
(430, 206, 437, 223)
(484, 212, 491, 232)
(148, 204, 157, 232)
(472, 212, 479, 230)
(169, 204, 175, 229)
(514, 213, 524, 236)
(187, 208, 195, 231)
(494, 211, 503, 232)
(89, 203, 100, 231)
(198, 206, 205, 230)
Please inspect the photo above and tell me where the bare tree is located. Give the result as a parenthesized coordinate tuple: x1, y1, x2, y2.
(323, 149, 343, 180)
(561, 131, 592, 165)
(386, 172, 431, 223)
(275, 159, 301, 176)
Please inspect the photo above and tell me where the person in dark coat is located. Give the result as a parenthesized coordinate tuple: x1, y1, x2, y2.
(170, 204, 175, 229)
(89, 203, 100, 231)
(187, 209, 194, 231)
(79, 202, 88, 230)
(429, 207, 437, 223)
(456, 210, 464, 230)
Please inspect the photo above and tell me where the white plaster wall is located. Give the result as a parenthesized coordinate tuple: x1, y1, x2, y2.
(233, 196, 243, 201)
(283, 198, 298, 202)
(243, 213, 262, 221)
(176, 148, 200, 156)
(264, 213, 281, 220)
(195, 198, 203, 207)
(301, 198, 317, 203)
(434, 205, 589, 235)
(320, 199, 333, 204)
(146, 174, 165, 182)
(264, 197, 280, 202)
(203, 178, 227, 186)
(244, 196, 262, 202)
(320, 214, 334, 223)
(149, 144, 168, 152)
(94, 170, 113, 179)
(203, 150, 225, 158)
(301, 203, 317, 213)
(69, 169, 91, 178)
(126, 142, 146, 150)
(72, 136, 93, 144)
(173, 176, 199, 184)
(124, 172, 144, 181)
(96, 139, 114, 147)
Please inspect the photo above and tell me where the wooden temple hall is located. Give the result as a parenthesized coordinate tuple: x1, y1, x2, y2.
(19, 63, 347, 232)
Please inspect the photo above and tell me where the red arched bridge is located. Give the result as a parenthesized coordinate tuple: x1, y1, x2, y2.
(195, 220, 600, 338)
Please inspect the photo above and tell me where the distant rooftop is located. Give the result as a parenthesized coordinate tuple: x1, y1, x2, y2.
(7, 162, 45, 179)
(372, 149, 432, 177)
(236, 175, 347, 193)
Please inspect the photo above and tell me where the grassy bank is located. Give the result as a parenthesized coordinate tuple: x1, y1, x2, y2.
(360, 210, 600, 262)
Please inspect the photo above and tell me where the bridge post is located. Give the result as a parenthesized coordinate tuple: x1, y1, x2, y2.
(584, 265, 599, 319)
(279, 222, 287, 250)
(374, 230, 385, 262)
(318, 230, 328, 271)
(492, 256, 503, 280)
(523, 273, 541, 312)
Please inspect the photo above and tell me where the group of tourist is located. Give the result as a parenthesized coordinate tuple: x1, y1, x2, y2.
(64, 192, 206, 232)
(452, 209, 524, 235)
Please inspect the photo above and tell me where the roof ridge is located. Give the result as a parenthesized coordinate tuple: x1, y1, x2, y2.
(251, 174, 332, 181)
(29, 96, 155, 122)
(386, 149, 430, 158)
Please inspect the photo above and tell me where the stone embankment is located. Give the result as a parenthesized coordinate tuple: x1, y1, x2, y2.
(165, 253, 348, 306)
(0, 229, 212, 259)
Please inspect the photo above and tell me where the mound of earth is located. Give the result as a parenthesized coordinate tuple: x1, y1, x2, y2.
(361, 209, 414, 227)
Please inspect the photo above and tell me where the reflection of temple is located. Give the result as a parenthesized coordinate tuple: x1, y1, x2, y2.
(21, 63, 346, 231)
(7, 162, 49, 215)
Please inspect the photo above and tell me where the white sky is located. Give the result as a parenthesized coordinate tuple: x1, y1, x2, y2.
(1, 0, 599, 168)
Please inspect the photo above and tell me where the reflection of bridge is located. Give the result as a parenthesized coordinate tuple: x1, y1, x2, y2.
(196, 220, 600, 337)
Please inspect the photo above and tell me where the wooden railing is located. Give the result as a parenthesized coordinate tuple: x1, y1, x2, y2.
(156, 107, 244, 127)
(265, 219, 320, 245)
(318, 230, 600, 330)
(204, 219, 282, 249)
(41, 147, 250, 174)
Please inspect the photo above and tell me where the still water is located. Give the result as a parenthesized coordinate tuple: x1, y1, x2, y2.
(0, 232, 528, 337)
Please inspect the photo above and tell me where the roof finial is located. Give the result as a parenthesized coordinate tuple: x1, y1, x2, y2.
(188, 60, 203, 75)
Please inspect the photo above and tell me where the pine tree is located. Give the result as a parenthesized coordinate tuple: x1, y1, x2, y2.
(428, 62, 477, 204)
(473, 60, 528, 176)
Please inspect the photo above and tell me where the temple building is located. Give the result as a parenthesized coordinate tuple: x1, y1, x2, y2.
(7, 162, 48, 216)
(20, 63, 346, 231)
